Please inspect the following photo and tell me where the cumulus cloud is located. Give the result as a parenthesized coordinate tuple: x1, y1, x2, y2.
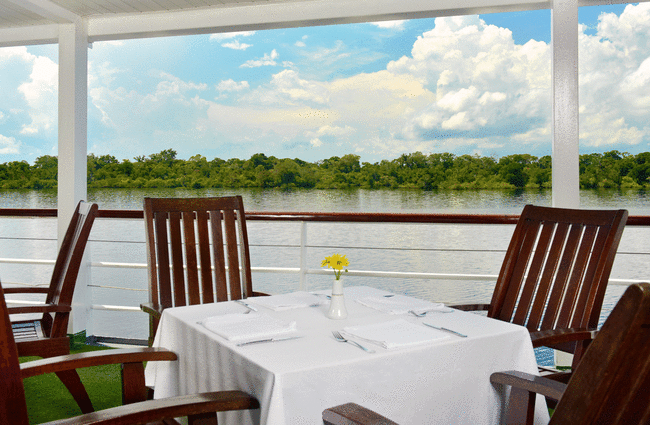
(370, 20, 407, 30)
(66, 6, 650, 161)
(221, 40, 252, 50)
(241, 49, 279, 68)
(6, 51, 59, 136)
(146, 71, 208, 101)
(216, 79, 250, 92)
(0, 134, 20, 154)
(578, 3, 650, 148)
(210, 31, 255, 50)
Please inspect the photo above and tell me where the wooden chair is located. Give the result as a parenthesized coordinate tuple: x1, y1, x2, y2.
(452, 204, 628, 371)
(0, 280, 260, 425)
(324, 282, 650, 425)
(140, 196, 266, 346)
(7, 201, 99, 413)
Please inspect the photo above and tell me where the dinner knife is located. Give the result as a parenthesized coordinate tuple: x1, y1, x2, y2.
(422, 322, 467, 338)
(235, 299, 258, 311)
(236, 335, 302, 346)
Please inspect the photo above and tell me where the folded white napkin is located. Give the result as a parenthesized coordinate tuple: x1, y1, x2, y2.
(342, 319, 450, 349)
(355, 294, 451, 315)
(248, 291, 326, 311)
(199, 312, 297, 342)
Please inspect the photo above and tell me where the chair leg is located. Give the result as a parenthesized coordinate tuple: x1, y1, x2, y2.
(55, 369, 94, 414)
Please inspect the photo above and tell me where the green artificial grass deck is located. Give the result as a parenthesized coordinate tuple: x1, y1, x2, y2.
(20, 342, 123, 424)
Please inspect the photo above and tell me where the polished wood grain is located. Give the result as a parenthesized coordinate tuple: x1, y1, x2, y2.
(7, 201, 99, 413)
(0, 281, 259, 425)
(452, 204, 628, 373)
(140, 196, 266, 346)
(323, 403, 399, 425)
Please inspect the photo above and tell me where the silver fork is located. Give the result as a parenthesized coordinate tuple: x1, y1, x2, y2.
(332, 330, 375, 353)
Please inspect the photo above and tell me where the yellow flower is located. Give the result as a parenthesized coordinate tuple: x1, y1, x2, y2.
(322, 254, 349, 280)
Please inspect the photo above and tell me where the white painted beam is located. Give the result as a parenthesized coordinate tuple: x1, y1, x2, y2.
(0, 24, 59, 47)
(551, 0, 579, 208)
(57, 21, 90, 334)
(87, 0, 550, 42)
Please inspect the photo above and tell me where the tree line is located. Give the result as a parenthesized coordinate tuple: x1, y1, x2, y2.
(1, 149, 649, 191)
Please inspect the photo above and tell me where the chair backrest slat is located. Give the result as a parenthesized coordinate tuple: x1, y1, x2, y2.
(144, 196, 253, 313)
(223, 208, 242, 300)
(210, 210, 229, 302)
(182, 211, 201, 305)
(168, 211, 186, 307)
(152, 212, 172, 309)
(45, 201, 98, 338)
(489, 205, 628, 358)
(196, 210, 214, 304)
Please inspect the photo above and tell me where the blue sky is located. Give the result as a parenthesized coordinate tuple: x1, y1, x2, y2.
(0, 3, 648, 165)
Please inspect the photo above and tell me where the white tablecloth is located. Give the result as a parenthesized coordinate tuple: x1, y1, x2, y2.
(145, 286, 548, 424)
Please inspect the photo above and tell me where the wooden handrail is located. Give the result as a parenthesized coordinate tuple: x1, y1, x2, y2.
(0, 208, 648, 225)
(0, 208, 648, 226)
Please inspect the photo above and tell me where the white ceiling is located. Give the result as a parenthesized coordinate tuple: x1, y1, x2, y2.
(1, 0, 640, 47)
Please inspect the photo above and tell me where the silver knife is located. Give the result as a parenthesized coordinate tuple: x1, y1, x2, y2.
(235, 299, 258, 311)
(423, 322, 467, 338)
(236, 335, 302, 346)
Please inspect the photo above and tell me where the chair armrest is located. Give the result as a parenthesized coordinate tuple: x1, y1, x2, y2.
(530, 327, 598, 348)
(323, 403, 400, 425)
(8, 304, 71, 315)
(20, 347, 177, 379)
(44, 390, 260, 425)
(448, 303, 491, 312)
(490, 370, 567, 402)
(3, 287, 49, 294)
(140, 302, 163, 319)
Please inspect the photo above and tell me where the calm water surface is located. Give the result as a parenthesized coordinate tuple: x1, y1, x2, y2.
(1, 188, 648, 342)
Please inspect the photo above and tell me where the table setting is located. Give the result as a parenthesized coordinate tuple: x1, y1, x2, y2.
(145, 275, 548, 425)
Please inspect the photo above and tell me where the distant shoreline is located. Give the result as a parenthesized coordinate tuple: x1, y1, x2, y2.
(2, 149, 648, 191)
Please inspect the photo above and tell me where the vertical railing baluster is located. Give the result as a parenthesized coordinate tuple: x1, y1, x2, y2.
(299, 221, 307, 291)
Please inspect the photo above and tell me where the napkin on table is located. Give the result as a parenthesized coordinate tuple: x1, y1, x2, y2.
(355, 294, 452, 315)
(199, 311, 297, 342)
(247, 291, 326, 311)
(342, 319, 450, 349)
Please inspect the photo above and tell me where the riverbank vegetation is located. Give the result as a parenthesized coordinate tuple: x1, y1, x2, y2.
(1, 149, 649, 191)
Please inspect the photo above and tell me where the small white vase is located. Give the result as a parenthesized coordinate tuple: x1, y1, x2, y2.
(327, 278, 348, 319)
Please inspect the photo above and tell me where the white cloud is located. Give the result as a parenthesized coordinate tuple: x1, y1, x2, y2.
(74, 6, 650, 162)
(16, 54, 58, 135)
(146, 71, 208, 101)
(240, 49, 279, 68)
(371, 20, 407, 30)
(216, 79, 250, 92)
(0, 134, 20, 154)
(578, 3, 650, 149)
(210, 31, 256, 41)
(221, 40, 252, 50)
(0, 46, 33, 61)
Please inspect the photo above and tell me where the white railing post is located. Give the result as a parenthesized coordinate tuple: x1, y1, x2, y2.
(551, 0, 580, 208)
(58, 20, 90, 338)
(299, 221, 307, 291)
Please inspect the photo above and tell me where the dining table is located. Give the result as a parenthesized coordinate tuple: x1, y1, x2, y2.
(144, 286, 549, 424)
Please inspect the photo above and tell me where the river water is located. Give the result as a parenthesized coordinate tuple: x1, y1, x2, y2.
(1, 188, 648, 349)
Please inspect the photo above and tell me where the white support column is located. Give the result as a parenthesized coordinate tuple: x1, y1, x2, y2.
(58, 20, 89, 336)
(551, 0, 580, 208)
